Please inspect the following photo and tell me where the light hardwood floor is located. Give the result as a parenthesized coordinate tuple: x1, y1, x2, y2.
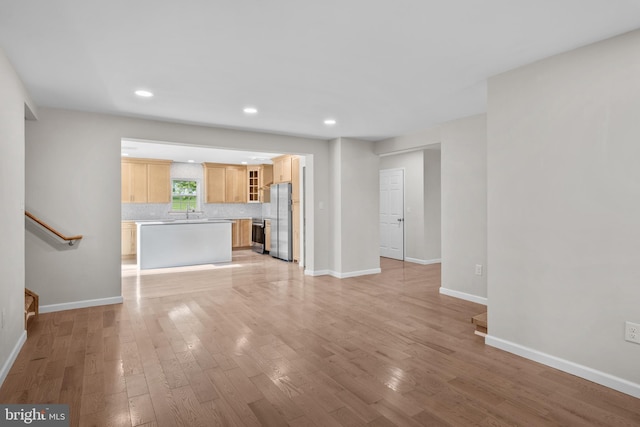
(1, 251, 639, 426)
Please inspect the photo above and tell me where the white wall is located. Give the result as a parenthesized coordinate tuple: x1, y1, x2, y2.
(0, 49, 36, 385)
(424, 149, 441, 262)
(375, 127, 441, 155)
(380, 151, 425, 261)
(441, 114, 487, 301)
(487, 29, 640, 393)
(325, 138, 380, 276)
(24, 108, 333, 309)
(328, 139, 342, 273)
(338, 138, 380, 276)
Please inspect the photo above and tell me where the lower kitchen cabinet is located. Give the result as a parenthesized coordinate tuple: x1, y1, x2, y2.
(292, 202, 300, 262)
(232, 219, 252, 248)
(121, 221, 137, 257)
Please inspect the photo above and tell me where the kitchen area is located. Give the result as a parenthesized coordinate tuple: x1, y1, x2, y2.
(121, 141, 301, 270)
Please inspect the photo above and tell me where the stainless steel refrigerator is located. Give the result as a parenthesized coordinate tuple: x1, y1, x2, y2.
(270, 183, 293, 261)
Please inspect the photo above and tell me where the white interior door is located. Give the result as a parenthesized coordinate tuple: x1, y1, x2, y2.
(380, 169, 404, 260)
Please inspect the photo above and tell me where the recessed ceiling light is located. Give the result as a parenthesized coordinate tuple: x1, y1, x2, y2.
(187, 160, 195, 163)
(324, 118, 337, 126)
(135, 90, 154, 97)
(243, 107, 258, 114)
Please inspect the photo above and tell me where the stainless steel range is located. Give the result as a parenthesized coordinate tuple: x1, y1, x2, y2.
(251, 218, 266, 253)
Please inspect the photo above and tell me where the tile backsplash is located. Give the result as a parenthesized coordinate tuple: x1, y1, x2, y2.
(122, 201, 272, 220)
(121, 202, 263, 220)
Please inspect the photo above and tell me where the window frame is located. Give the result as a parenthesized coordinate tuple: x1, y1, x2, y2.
(171, 178, 200, 212)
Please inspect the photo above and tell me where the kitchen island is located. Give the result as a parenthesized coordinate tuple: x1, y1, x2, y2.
(136, 219, 232, 269)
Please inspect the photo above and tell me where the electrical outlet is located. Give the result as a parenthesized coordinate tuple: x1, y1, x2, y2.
(625, 321, 640, 344)
(475, 264, 483, 276)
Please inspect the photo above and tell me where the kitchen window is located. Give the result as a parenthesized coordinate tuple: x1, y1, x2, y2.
(172, 179, 198, 211)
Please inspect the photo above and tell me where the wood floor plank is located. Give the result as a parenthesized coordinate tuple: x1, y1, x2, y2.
(1, 252, 637, 426)
(249, 372, 305, 421)
(248, 398, 289, 427)
(128, 393, 156, 426)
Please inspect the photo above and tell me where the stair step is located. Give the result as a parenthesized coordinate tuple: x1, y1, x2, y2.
(472, 312, 487, 336)
(24, 288, 39, 331)
(25, 295, 34, 312)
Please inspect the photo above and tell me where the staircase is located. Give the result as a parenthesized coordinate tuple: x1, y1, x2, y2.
(25, 288, 39, 330)
(472, 312, 487, 337)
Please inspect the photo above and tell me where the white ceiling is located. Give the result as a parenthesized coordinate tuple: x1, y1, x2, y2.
(2, 1, 640, 141)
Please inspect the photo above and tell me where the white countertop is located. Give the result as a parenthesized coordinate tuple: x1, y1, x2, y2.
(136, 219, 234, 225)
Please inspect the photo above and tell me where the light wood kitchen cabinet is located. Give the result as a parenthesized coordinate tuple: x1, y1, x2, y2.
(121, 161, 147, 203)
(264, 220, 271, 252)
(248, 166, 260, 202)
(292, 201, 300, 262)
(121, 158, 172, 203)
(291, 156, 300, 203)
(248, 164, 274, 203)
(261, 165, 273, 186)
(225, 166, 247, 203)
(231, 219, 252, 248)
(147, 162, 171, 203)
(272, 154, 292, 184)
(203, 163, 248, 203)
(241, 219, 252, 247)
(204, 164, 226, 203)
(121, 221, 137, 257)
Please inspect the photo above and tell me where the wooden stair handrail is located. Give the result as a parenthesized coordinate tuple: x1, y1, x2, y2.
(25, 211, 83, 246)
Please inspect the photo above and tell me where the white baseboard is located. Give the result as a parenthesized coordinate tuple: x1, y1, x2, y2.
(304, 268, 382, 278)
(304, 269, 331, 276)
(333, 268, 381, 279)
(439, 287, 488, 305)
(486, 335, 640, 399)
(40, 296, 124, 314)
(0, 330, 27, 388)
(405, 257, 441, 265)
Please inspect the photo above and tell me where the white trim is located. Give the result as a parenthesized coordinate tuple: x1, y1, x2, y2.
(0, 331, 27, 388)
(378, 144, 441, 157)
(439, 287, 487, 305)
(405, 257, 441, 265)
(40, 296, 124, 314)
(332, 268, 381, 279)
(304, 269, 331, 276)
(304, 268, 382, 278)
(486, 335, 640, 399)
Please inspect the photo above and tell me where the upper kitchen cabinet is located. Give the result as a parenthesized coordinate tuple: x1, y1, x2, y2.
(147, 162, 171, 203)
(272, 154, 292, 184)
(225, 165, 247, 203)
(121, 158, 172, 203)
(203, 163, 226, 203)
(203, 163, 247, 203)
(248, 166, 259, 202)
(248, 164, 273, 203)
